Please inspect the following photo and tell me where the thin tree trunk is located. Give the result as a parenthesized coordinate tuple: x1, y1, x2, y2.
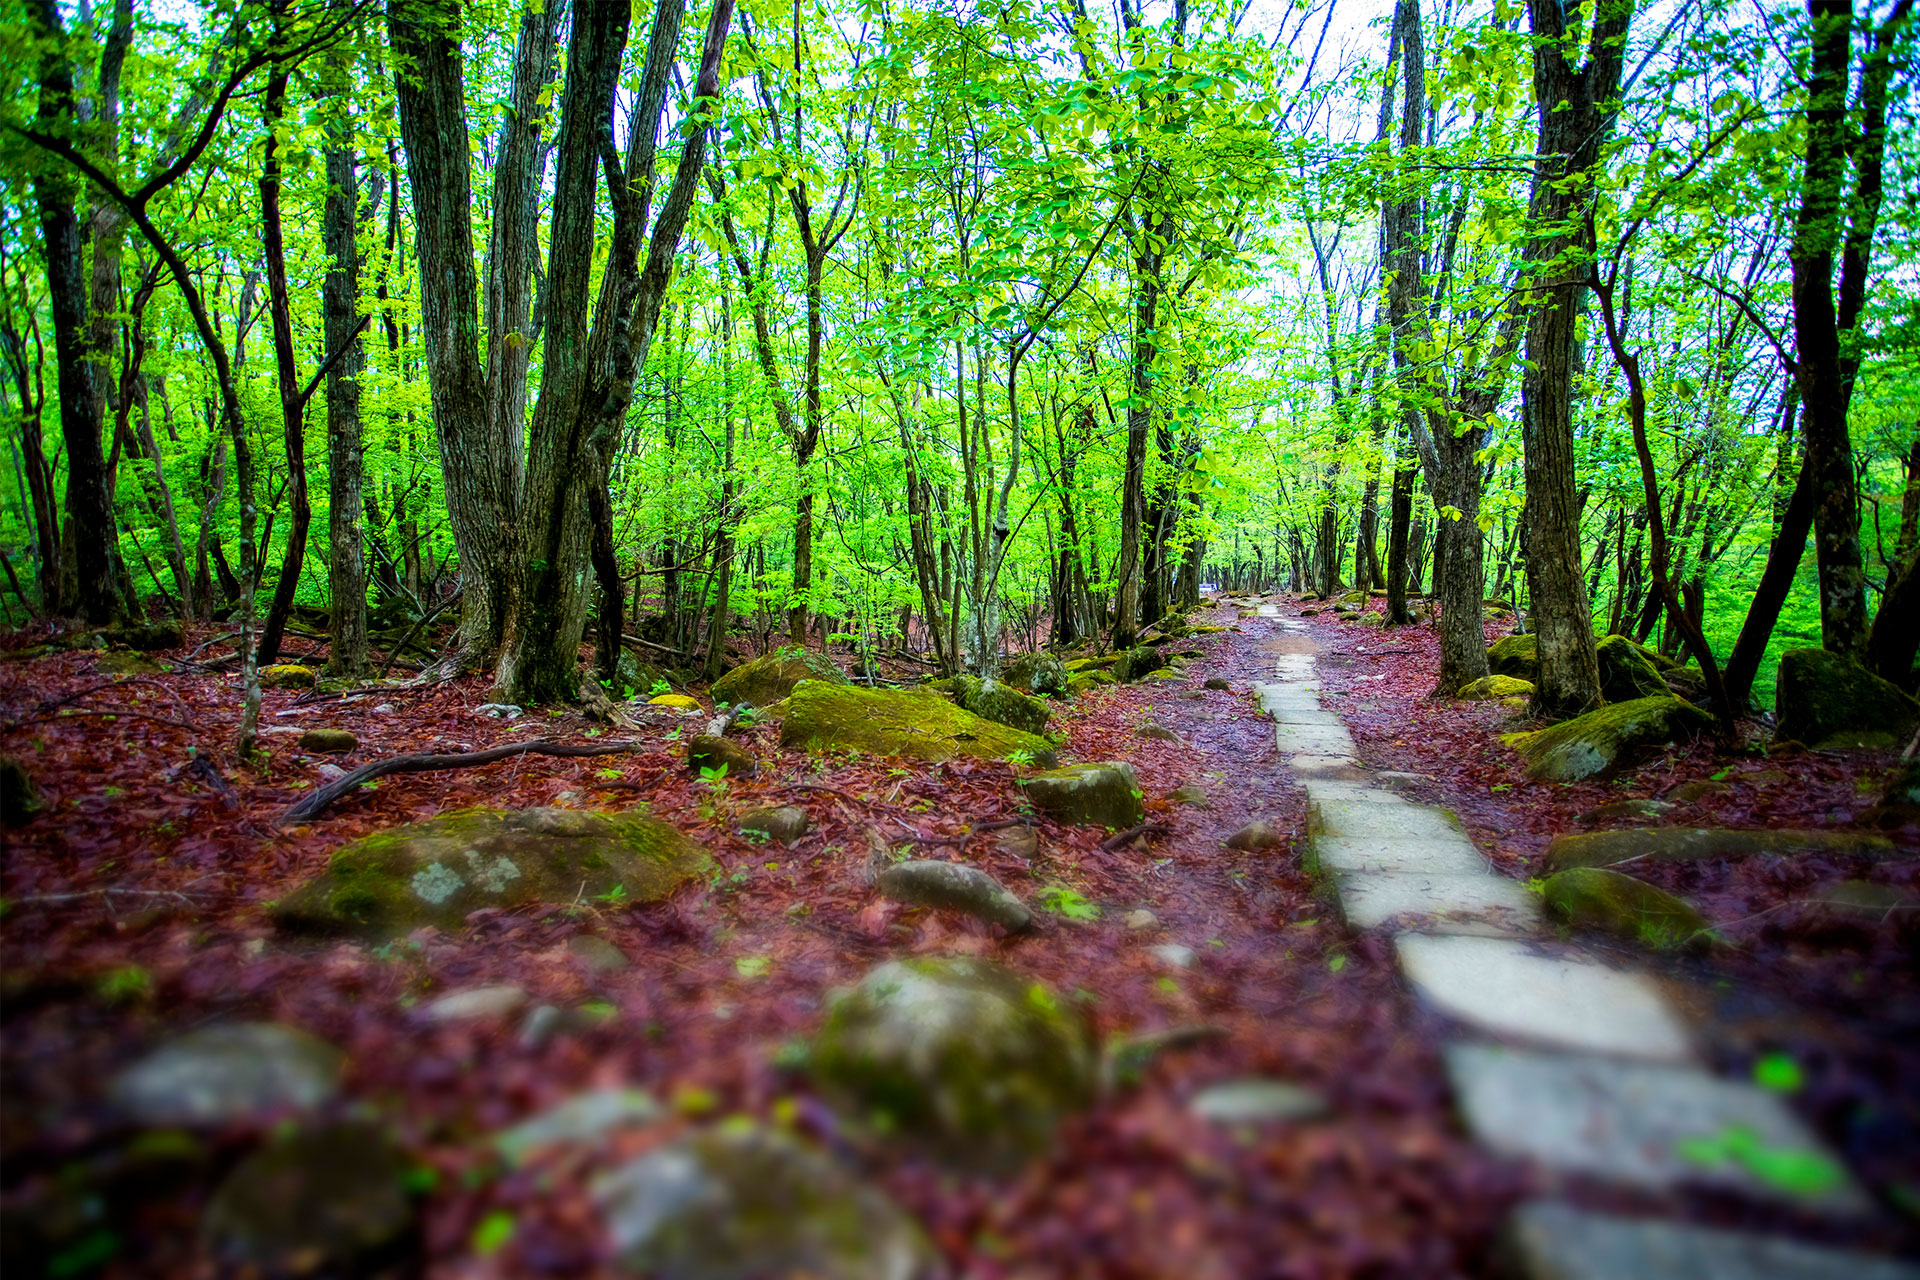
(322, 62, 369, 676)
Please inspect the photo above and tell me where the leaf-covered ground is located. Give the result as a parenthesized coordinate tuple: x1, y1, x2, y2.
(2, 598, 1915, 1275)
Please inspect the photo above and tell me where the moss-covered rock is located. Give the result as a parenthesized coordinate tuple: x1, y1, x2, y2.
(1486, 634, 1538, 680)
(1114, 645, 1165, 683)
(940, 674, 1051, 735)
(780, 681, 1055, 766)
(96, 649, 166, 675)
(596, 1125, 938, 1278)
(688, 734, 756, 777)
(1, 756, 44, 825)
(1504, 695, 1711, 782)
(1596, 634, 1671, 703)
(106, 622, 185, 651)
(811, 958, 1098, 1171)
(1066, 671, 1115, 697)
(613, 649, 667, 699)
(270, 807, 711, 939)
(1000, 652, 1069, 698)
(1018, 762, 1143, 828)
(1869, 759, 1920, 827)
(260, 664, 316, 690)
(1542, 866, 1712, 950)
(1545, 825, 1896, 871)
(1775, 648, 1920, 749)
(739, 805, 809, 845)
(712, 647, 847, 708)
(1458, 675, 1535, 700)
(647, 693, 701, 711)
(203, 1120, 414, 1274)
(298, 728, 358, 754)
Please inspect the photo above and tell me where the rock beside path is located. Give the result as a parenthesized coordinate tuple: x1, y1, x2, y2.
(203, 1121, 414, 1274)
(1541, 867, 1712, 950)
(739, 805, 810, 845)
(1000, 651, 1069, 698)
(1457, 675, 1533, 700)
(1225, 821, 1283, 851)
(781, 682, 1057, 766)
(109, 1023, 343, 1127)
(1545, 826, 1897, 872)
(298, 728, 358, 753)
(494, 1088, 660, 1166)
(876, 860, 1033, 933)
(938, 674, 1051, 734)
(712, 646, 847, 707)
(271, 807, 711, 939)
(688, 733, 756, 776)
(1486, 634, 1537, 679)
(811, 958, 1098, 1170)
(1018, 762, 1144, 828)
(1775, 647, 1920, 749)
(1190, 1079, 1329, 1124)
(595, 1125, 938, 1279)
(1596, 635, 1672, 703)
(1506, 696, 1711, 782)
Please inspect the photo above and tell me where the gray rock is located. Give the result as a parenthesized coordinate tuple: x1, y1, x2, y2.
(1136, 723, 1177, 741)
(1124, 908, 1159, 931)
(595, 1125, 938, 1279)
(422, 984, 528, 1023)
(109, 1023, 342, 1127)
(1577, 798, 1677, 825)
(518, 1003, 565, 1050)
(1149, 943, 1196, 968)
(689, 734, 758, 778)
(568, 934, 631, 973)
(812, 957, 1098, 1171)
(1225, 821, 1283, 852)
(203, 1121, 414, 1272)
(876, 860, 1032, 933)
(1001, 651, 1070, 698)
(1167, 785, 1209, 807)
(494, 1087, 660, 1166)
(316, 762, 347, 782)
(1190, 1079, 1329, 1123)
(1507, 1201, 1920, 1280)
(1017, 762, 1144, 828)
(1204, 677, 1230, 690)
(1545, 826, 1895, 872)
(738, 805, 810, 845)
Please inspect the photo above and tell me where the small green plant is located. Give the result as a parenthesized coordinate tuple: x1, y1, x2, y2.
(1753, 1051, 1805, 1094)
(650, 678, 672, 696)
(735, 954, 772, 979)
(96, 965, 152, 1004)
(471, 1211, 516, 1257)
(596, 767, 622, 780)
(1036, 885, 1100, 920)
(1674, 1125, 1845, 1197)
(595, 883, 631, 908)
(1007, 748, 1035, 768)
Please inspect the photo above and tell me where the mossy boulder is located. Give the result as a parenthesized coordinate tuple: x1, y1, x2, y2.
(647, 692, 702, 711)
(1775, 648, 1920, 749)
(108, 1023, 344, 1127)
(1018, 762, 1144, 828)
(298, 728, 358, 754)
(1458, 675, 1534, 700)
(1542, 867, 1712, 950)
(1066, 671, 1114, 697)
(780, 681, 1055, 766)
(1595, 634, 1671, 703)
(106, 622, 184, 651)
(596, 1125, 938, 1278)
(97, 650, 166, 675)
(1868, 759, 1920, 827)
(1486, 634, 1538, 680)
(688, 734, 756, 777)
(940, 674, 1050, 736)
(1504, 695, 1711, 782)
(270, 807, 711, 939)
(203, 1120, 414, 1275)
(738, 805, 809, 845)
(1000, 652, 1069, 698)
(876, 860, 1033, 933)
(260, 664, 316, 690)
(810, 958, 1098, 1171)
(613, 649, 667, 699)
(1114, 645, 1165, 683)
(712, 647, 846, 708)
(1545, 825, 1897, 872)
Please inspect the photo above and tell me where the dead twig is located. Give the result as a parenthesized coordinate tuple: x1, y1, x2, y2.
(282, 737, 646, 823)
(1100, 821, 1173, 852)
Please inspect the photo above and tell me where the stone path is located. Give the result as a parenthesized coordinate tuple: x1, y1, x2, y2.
(1248, 600, 1918, 1279)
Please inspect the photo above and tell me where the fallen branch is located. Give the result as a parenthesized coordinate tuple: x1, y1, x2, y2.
(282, 737, 645, 823)
(378, 594, 455, 680)
(1100, 821, 1173, 852)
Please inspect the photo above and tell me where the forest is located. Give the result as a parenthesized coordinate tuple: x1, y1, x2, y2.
(2, 0, 1918, 1275)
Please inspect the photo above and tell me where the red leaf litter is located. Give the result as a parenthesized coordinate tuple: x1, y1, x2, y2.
(3, 602, 1914, 1276)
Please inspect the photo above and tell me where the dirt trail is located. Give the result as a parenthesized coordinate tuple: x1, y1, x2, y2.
(3, 603, 1525, 1277)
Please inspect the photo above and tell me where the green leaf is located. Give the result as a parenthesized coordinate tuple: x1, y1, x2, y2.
(471, 1211, 516, 1257)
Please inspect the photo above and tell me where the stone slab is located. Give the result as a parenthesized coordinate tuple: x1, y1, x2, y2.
(1275, 724, 1357, 754)
(1337, 871, 1542, 935)
(1448, 1045, 1869, 1214)
(1312, 835, 1485, 876)
(1312, 798, 1465, 843)
(1504, 1201, 1914, 1280)
(1396, 934, 1693, 1063)
(1286, 754, 1368, 778)
(1253, 684, 1322, 715)
(1256, 605, 1281, 617)
(1270, 708, 1344, 727)
(1300, 780, 1403, 806)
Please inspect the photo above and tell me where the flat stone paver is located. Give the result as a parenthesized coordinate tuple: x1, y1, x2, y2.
(1313, 835, 1487, 876)
(1311, 799, 1466, 843)
(1274, 724, 1357, 754)
(1447, 1044, 1869, 1214)
(1337, 872, 1542, 934)
(1506, 1201, 1917, 1280)
(1396, 934, 1694, 1063)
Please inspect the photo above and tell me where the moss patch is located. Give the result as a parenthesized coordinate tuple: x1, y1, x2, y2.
(1505, 695, 1711, 782)
(712, 647, 847, 708)
(1000, 652, 1069, 698)
(1775, 648, 1920, 749)
(780, 681, 1056, 766)
(271, 807, 711, 939)
(260, 664, 317, 690)
(1458, 675, 1534, 700)
(1595, 635, 1671, 704)
(1018, 762, 1144, 828)
(1545, 826, 1897, 871)
(934, 675, 1051, 735)
(1542, 866, 1711, 950)
(1486, 634, 1538, 680)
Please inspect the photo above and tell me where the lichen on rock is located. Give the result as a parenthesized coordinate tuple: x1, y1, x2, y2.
(1457, 675, 1534, 701)
(1504, 695, 1711, 782)
(1000, 651, 1070, 698)
(780, 681, 1056, 766)
(271, 807, 711, 938)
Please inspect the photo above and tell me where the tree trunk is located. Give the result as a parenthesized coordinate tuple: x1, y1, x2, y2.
(322, 68, 370, 677)
(1518, 0, 1630, 718)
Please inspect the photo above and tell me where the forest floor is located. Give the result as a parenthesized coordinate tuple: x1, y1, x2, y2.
(1, 596, 1916, 1277)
